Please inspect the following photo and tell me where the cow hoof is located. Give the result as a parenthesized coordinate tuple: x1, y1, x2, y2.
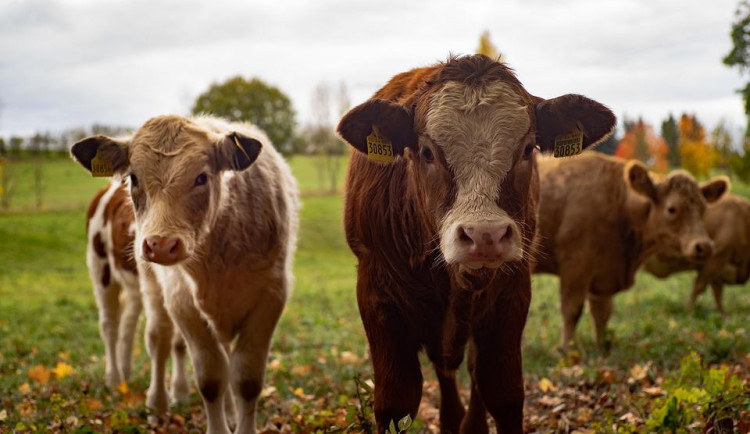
(171, 381, 191, 405)
(147, 387, 169, 415)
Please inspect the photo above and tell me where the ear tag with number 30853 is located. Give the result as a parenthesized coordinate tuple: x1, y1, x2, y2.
(553, 129, 584, 158)
(366, 127, 394, 163)
(91, 148, 114, 177)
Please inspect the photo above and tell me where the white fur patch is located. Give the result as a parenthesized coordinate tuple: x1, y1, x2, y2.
(425, 81, 530, 266)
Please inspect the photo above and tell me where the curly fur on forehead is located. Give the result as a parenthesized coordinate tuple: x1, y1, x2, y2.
(133, 115, 211, 156)
(432, 54, 524, 91)
(659, 170, 705, 208)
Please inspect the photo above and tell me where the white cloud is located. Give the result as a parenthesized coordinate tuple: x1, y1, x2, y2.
(0, 0, 746, 142)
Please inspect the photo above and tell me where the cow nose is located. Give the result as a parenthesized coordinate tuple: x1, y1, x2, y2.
(692, 240, 714, 260)
(143, 236, 185, 265)
(457, 223, 512, 260)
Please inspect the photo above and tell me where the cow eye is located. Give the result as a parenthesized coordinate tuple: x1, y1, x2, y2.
(667, 206, 677, 215)
(420, 147, 434, 162)
(195, 173, 208, 186)
(523, 144, 535, 159)
(129, 173, 138, 188)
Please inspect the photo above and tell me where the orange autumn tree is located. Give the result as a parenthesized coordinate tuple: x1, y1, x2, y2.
(679, 114, 717, 178)
(615, 119, 669, 172)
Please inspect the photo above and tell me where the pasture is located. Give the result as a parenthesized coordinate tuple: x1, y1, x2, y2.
(0, 155, 748, 433)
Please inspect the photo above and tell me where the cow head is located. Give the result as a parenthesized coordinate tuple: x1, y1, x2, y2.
(338, 55, 615, 271)
(624, 162, 728, 261)
(71, 115, 262, 265)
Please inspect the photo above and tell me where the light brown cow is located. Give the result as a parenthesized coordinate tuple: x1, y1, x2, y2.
(85, 182, 189, 408)
(338, 54, 615, 433)
(72, 115, 299, 434)
(534, 153, 728, 350)
(644, 189, 748, 313)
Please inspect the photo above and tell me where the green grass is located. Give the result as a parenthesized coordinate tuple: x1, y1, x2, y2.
(0, 156, 748, 432)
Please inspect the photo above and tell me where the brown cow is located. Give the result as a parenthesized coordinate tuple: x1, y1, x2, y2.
(337, 54, 615, 433)
(644, 188, 748, 313)
(72, 115, 299, 434)
(533, 153, 728, 351)
(85, 182, 189, 409)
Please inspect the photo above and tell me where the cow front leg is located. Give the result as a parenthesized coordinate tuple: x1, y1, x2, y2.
(466, 281, 530, 434)
(93, 277, 122, 389)
(360, 306, 422, 433)
(559, 273, 589, 353)
(588, 293, 613, 350)
(460, 342, 488, 434)
(117, 281, 143, 383)
(141, 270, 174, 415)
(170, 331, 190, 404)
(230, 291, 285, 434)
(167, 288, 231, 434)
(689, 272, 710, 309)
(710, 282, 725, 314)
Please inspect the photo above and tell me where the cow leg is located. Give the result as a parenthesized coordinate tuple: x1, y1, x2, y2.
(559, 273, 588, 352)
(167, 287, 231, 434)
(588, 294, 613, 349)
(433, 366, 465, 434)
(710, 283, 725, 314)
(466, 287, 529, 434)
(360, 306, 422, 432)
(230, 290, 285, 434)
(689, 272, 710, 309)
(223, 341, 237, 432)
(142, 272, 174, 415)
(117, 281, 143, 383)
(170, 331, 190, 404)
(93, 276, 122, 389)
(460, 342, 488, 434)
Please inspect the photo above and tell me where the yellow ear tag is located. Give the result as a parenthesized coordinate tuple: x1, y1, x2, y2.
(553, 129, 584, 158)
(90, 148, 114, 177)
(233, 135, 252, 161)
(366, 128, 394, 163)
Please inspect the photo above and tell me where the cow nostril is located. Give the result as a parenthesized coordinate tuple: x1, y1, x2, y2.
(169, 240, 179, 255)
(458, 226, 473, 244)
(501, 226, 512, 241)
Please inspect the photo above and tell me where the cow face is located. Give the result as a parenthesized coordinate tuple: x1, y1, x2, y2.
(339, 55, 615, 270)
(625, 162, 728, 261)
(71, 115, 261, 265)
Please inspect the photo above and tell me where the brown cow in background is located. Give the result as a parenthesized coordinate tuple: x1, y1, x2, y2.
(533, 153, 728, 351)
(338, 54, 615, 434)
(644, 189, 749, 313)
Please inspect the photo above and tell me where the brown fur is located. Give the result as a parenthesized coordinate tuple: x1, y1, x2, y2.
(339, 54, 615, 433)
(534, 153, 720, 350)
(644, 192, 749, 312)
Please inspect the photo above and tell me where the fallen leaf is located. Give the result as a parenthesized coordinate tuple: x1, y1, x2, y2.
(52, 362, 74, 379)
(538, 378, 557, 392)
(643, 386, 665, 396)
(629, 364, 648, 381)
(18, 382, 31, 395)
(538, 395, 564, 407)
(293, 387, 305, 397)
(339, 351, 361, 364)
(28, 364, 51, 385)
(117, 381, 129, 394)
(268, 359, 281, 371)
(291, 365, 311, 376)
(85, 398, 102, 411)
(0, 409, 7, 421)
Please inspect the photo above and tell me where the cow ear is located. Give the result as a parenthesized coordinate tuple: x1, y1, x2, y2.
(216, 132, 262, 172)
(625, 160, 658, 202)
(701, 176, 730, 203)
(535, 94, 616, 153)
(337, 99, 416, 160)
(70, 135, 130, 176)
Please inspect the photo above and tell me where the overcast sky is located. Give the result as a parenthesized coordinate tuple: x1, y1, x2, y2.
(0, 0, 747, 142)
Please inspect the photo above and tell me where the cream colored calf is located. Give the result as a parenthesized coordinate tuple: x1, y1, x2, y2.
(73, 115, 298, 434)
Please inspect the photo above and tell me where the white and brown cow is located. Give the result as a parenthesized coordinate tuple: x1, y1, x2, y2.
(73, 115, 299, 434)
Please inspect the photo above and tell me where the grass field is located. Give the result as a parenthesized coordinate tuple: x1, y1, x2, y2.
(0, 155, 749, 433)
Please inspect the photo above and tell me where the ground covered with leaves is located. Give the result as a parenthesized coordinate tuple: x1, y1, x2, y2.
(1, 158, 749, 433)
